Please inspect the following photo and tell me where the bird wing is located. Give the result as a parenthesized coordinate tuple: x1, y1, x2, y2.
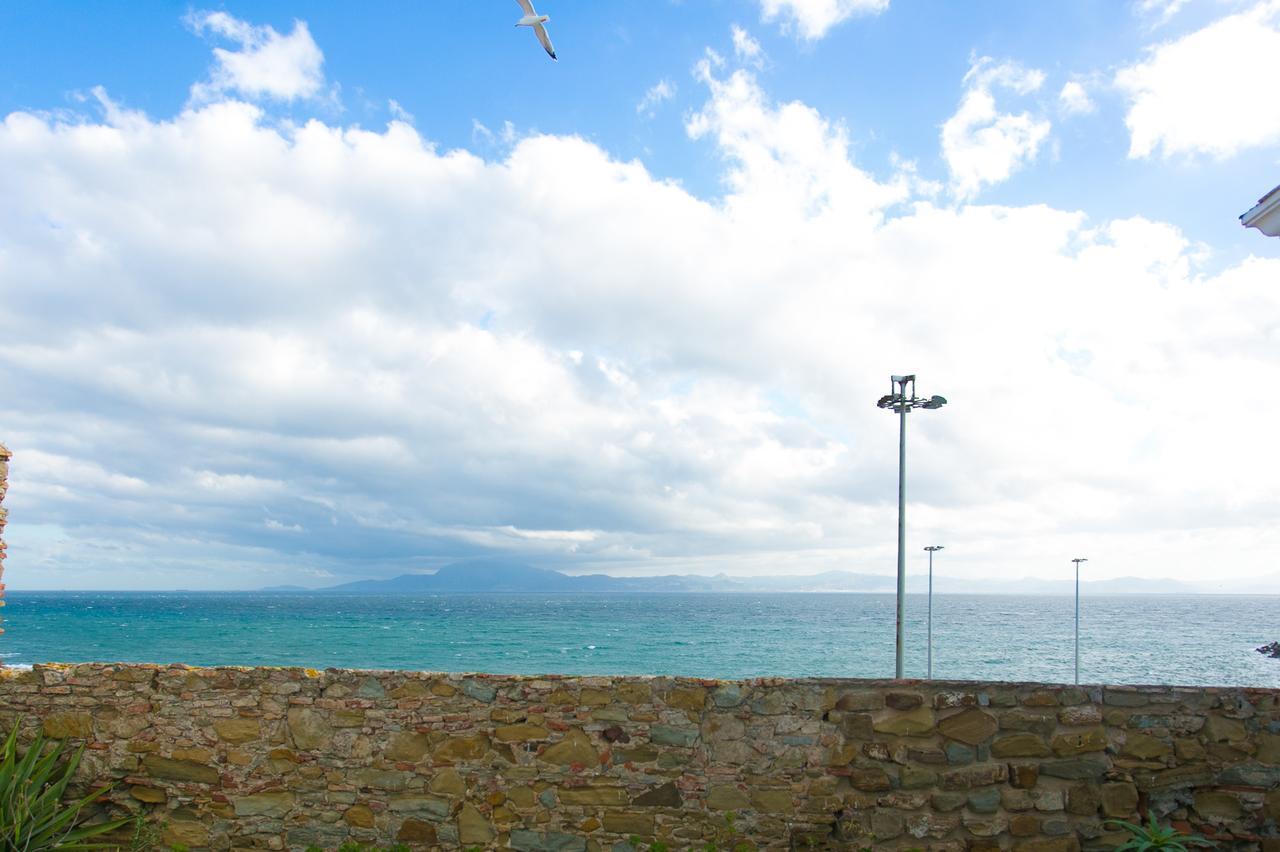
(534, 22, 557, 60)
(516, 0, 537, 16)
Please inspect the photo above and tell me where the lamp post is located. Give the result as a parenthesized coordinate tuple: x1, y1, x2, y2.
(877, 375, 947, 679)
(1072, 557, 1088, 684)
(924, 545, 944, 679)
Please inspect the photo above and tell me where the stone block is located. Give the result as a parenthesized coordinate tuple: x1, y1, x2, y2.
(495, 723, 551, 742)
(1065, 783, 1100, 816)
(510, 829, 588, 852)
(397, 819, 438, 844)
(650, 724, 698, 747)
(1039, 757, 1109, 780)
(1059, 704, 1102, 726)
(938, 708, 998, 745)
(162, 819, 209, 849)
(603, 811, 655, 836)
(558, 785, 628, 806)
(462, 680, 497, 703)
(1009, 814, 1040, 836)
(1100, 782, 1138, 818)
(1013, 839, 1080, 852)
(836, 690, 884, 711)
(434, 734, 490, 763)
(344, 804, 375, 828)
(1000, 709, 1058, 735)
(457, 804, 494, 844)
(428, 767, 466, 796)
(631, 781, 681, 807)
(849, 767, 893, 791)
(967, 787, 1001, 813)
(1204, 714, 1247, 742)
(991, 733, 1051, 758)
(873, 705, 935, 736)
(385, 730, 432, 762)
(1052, 726, 1108, 756)
(42, 712, 93, 739)
(233, 791, 294, 817)
(1193, 790, 1242, 820)
(1103, 689, 1149, 707)
(287, 707, 332, 750)
(142, 754, 220, 785)
(665, 686, 706, 710)
(886, 691, 923, 710)
(212, 717, 260, 744)
(389, 795, 451, 819)
(129, 785, 166, 803)
(1122, 732, 1171, 760)
(1010, 763, 1039, 789)
(706, 784, 750, 810)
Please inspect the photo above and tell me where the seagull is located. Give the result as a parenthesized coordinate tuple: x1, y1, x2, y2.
(515, 0, 556, 61)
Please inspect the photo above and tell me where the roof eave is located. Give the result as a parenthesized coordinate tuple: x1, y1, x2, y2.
(1242, 185, 1280, 237)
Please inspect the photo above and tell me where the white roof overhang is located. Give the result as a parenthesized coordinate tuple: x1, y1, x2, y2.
(1242, 184, 1280, 237)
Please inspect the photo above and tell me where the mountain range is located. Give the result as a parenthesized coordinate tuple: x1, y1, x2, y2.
(261, 561, 1265, 595)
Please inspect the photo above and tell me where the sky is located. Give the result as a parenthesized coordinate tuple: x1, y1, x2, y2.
(0, 0, 1278, 590)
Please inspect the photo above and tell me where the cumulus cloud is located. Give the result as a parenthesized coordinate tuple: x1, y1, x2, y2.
(758, 0, 889, 40)
(636, 79, 676, 118)
(1136, 0, 1190, 27)
(731, 26, 765, 68)
(941, 57, 1051, 200)
(187, 10, 326, 103)
(2, 26, 1279, 589)
(1116, 1, 1280, 159)
(1058, 80, 1094, 116)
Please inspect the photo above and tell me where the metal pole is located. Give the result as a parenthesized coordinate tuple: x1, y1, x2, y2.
(896, 396, 907, 679)
(927, 547, 933, 680)
(1072, 557, 1087, 684)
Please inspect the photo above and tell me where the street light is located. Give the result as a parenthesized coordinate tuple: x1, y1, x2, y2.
(1072, 557, 1088, 684)
(877, 374, 947, 679)
(924, 545, 944, 680)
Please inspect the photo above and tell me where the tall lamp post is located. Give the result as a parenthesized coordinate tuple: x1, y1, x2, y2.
(1072, 557, 1088, 684)
(877, 375, 947, 679)
(924, 545, 944, 679)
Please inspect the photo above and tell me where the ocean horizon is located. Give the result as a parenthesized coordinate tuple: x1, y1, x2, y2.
(2, 590, 1277, 688)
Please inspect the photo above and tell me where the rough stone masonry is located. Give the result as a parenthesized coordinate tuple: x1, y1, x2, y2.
(0, 664, 1278, 851)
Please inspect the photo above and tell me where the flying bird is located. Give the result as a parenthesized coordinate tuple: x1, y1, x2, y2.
(515, 0, 556, 61)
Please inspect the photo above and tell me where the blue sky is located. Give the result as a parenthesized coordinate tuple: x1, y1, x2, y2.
(1, 1, 1278, 589)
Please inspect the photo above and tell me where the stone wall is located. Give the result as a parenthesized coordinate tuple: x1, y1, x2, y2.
(0, 665, 1277, 850)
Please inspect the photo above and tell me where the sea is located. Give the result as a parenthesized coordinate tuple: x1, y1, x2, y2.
(2, 591, 1277, 687)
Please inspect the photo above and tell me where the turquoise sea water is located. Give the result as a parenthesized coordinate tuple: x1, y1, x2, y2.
(2, 592, 1277, 687)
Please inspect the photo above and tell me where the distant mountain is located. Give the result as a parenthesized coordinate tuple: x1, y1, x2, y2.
(261, 560, 1260, 596)
(929, 575, 1205, 596)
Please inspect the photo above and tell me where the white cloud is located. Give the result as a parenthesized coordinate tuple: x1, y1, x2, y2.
(1116, 1, 1280, 158)
(187, 11, 326, 103)
(941, 57, 1051, 200)
(387, 99, 414, 124)
(731, 26, 765, 68)
(1136, 0, 1190, 27)
(636, 79, 676, 118)
(2, 36, 1280, 590)
(1058, 80, 1094, 116)
(758, 0, 889, 40)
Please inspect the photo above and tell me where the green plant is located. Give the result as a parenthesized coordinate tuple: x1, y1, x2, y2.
(1106, 815, 1215, 851)
(0, 721, 130, 850)
(127, 813, 165, 852)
